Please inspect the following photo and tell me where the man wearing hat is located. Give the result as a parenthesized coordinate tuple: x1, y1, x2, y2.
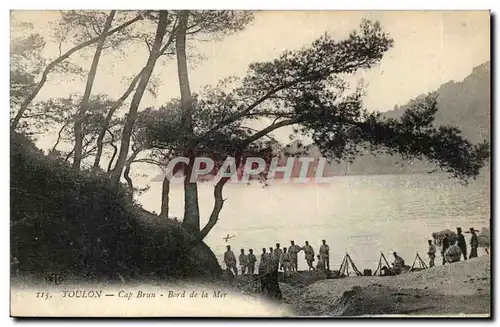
(456, 227, 467, 261)
(469, 227, 479, 258)
(224, 245, 238, 275)
(303, 241, 315, 271)
(273, 243, 283, 270)
(288, 240, 302, 272)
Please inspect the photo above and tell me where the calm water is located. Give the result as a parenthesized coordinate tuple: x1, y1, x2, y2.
(137, 173, 490, 272)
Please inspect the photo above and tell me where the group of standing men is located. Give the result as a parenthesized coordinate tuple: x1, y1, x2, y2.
(223, 239, 332, 277)
(427, 227, 479, 267)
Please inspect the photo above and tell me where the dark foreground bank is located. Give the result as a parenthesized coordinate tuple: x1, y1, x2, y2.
(10, 133, 221, 283)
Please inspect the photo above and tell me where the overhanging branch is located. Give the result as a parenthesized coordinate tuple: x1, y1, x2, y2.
(241, 118, 300, 147)
(197, 176, 230, 241)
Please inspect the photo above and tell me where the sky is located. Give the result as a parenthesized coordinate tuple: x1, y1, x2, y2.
(13, 10, 490, 114)
(10, 10, 491, 185)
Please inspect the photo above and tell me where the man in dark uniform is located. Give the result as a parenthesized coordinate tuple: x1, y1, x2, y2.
(247, 249, 257, 275)
(224, 245, 238, 275)
(441, 234, 450, 265)
(469, 227, 479, 258)
(259, 248, 269, 294)
(288, 240, 302, 272)
(456, 227, 467, 261)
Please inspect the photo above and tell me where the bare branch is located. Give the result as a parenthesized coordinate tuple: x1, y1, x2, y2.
(196, 81, 299, 146)
(65, 147, 74, 162)
(197, 176, 230, 240)
(132, 158, 163, 166)
(241, 118, 300, 147)
(51, 122, 69, 152)
(106, 129, 118, 172)
(91, 23, 101, 37)
(92, 68, 145, 171)
(158, 18, 178, 56)
(11, 14, 143, 130)
(271, 116, 281, 125)
(144, 36, 151, 53)
(241, 126, 280, 143)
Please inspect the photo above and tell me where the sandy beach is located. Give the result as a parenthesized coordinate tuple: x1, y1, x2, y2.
(275, 254, 491, 317)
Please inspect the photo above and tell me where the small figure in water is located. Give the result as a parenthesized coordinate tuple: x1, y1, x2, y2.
(303, 241, 315, 270)
(441, 234, 450, 265)
(392, 252, 405, 274)
(445, 241, 462, 263)
(247, 249, 257, 276)
(288, 240, 302, 272)
(427, 239, 436, 267)
(224, 245, 238, 275)
(319, 239, 330, 271)
(469, 227, 479, 258)
(239, 249, 248, 275)
(456, 227, 467, 261)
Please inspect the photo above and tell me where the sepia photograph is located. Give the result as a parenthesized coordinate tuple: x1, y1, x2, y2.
(9, 9, 491, 317)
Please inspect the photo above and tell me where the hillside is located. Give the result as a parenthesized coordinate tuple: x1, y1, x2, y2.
(10, 133, 221, 284)
(384, 61, 490, 143)
(300, 61, 490, 176)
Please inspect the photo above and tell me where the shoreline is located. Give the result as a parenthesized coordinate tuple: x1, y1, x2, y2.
(10, 255, 490, 317)
(232, 254, 490, 317)
(280, 254, 491, 316)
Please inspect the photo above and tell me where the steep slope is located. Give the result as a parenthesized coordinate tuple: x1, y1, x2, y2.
(385, 61, 490, 144)
(10, 133, 221, 283)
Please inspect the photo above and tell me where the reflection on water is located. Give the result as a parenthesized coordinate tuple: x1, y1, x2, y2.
(138, 173, 490, 271)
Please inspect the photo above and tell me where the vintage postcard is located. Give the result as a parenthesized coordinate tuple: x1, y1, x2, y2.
(10, 10, 491, 317)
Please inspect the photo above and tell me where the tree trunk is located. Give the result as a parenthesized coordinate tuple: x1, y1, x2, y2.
(175, 10, 200, 233)
(93, 17, 176, 174)
(107, 142, 118, 172)
(185, 155, 242, 248)
(176, 11, 194, 132)
(123, 164, 134, 202)
(92, 68, 144, 173)
(51, 121, 69, 152)
(73, 10, 116, 170)
(198, 177, 229, 240)
(123, 148, 140, 201)
(183, 175, 200, 232)
(159, 175, 170, 219)
(10, 14, 142, 130)
(183, 176, 230, 249)
(110, 11, 169, 186)
(106, 129, 118, 173)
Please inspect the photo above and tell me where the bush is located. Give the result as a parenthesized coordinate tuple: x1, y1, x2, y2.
(10, 133, 220, 282)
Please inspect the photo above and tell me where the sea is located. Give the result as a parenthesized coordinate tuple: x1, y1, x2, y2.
(137, 172, 490, 272)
